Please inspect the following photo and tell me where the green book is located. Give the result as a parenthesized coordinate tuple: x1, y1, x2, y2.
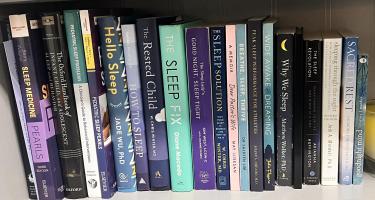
(159, 21, 194, 192)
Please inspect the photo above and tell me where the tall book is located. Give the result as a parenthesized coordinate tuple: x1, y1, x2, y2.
(159, 20, 194, 192)
(3, 39, 38, 200)
(321, 32, 342, 185)
(121, 24, 150, 191)
(248, 17, 265, 191)
(353, 54, 368, 185)
(209, 26, 230, 190)
(98, 16, 136, 192)
(226, 24, 240, 191)
(40, 13, 87, 198)
(276, 29, 295, 186)
(292, 27, 304, 189)
(236, 23, 249, 191)
(79, 10, 117, 198)
(9, 14, 64, 200)
(185, 27, 216, 190)
(262, 17, 277, 191)
(339, 33, 358, 185)
(303, 34, 323, 185)
(136, 17, 176, 190)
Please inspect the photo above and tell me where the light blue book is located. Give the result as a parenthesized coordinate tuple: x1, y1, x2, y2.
(236, 24, 250, 191)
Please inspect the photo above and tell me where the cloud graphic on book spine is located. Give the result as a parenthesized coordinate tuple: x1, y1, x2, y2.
(155, 108, 166, 122)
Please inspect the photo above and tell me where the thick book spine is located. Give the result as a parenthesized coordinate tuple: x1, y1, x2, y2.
(41, 13, 87, 198)
(276, 33, 294, 186)
(321, 36, 342, 185)
(248, 19, 264, 191)
(9, 14, 64, 200)
(185, 27, 216, 190)
(226, 25, 240, 191)
(98, 16, 136, 192)
(136, 17, 171, 190)
(209, 26, 230, 190)
(236, 24, 249, 191)
(4, 40, 38, 199)
(79, 10, 116, 198)
(64, 10, 102, 197)
(159, 23, 194, 192)
(353, 55, 368, 185)
(303, 39, 322, 185)
(262, 20, 276, 191)
(339, 36, 358, 185)
(121, 24, 150, 191)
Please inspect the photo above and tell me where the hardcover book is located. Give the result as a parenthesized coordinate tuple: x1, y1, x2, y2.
(41, 13, 87, 198)
(303, 34, 322, 185)
(4, 39, 38, 199)
(236, 23, 249, 191)
(262, 17, 277, 191)
(226, 24, 240, 191)
(64, 10, 102, 197)
(321, 32, 342, 185)
(9, 14, 64, 200)
(185, 27, 216, 190)
(209, 26, 230, 190)
(353, 54, 368, 185)
(79, 10, 117, 198)
(136, 17, 176, 190)
(276, 29, 295, 186)
(98, 16, 136, 192)
(121, 24, 150, 191)
(339, 33, 358, 185)
(248, 17, 266, 191)
(159, 21, 194, 192)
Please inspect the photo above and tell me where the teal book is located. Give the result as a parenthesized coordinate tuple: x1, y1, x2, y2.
(159, 21, 194, 192)
(236, 24, 250, 191)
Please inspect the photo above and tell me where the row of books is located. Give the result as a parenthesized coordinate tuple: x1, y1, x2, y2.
(0, 9, 369, 200)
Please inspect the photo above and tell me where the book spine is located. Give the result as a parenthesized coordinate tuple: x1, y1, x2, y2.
(303, 40, 322, 185)
(136, 18, 171, 190)
(276, 33, 294, 186)
(9, 14, 64, 200)
(262, 21, 275, 191)
(225, 25, 240, 191)
(41, 13, 87, 198)
(4, 40, 38, 199)
(64, 10, 102, 197)
(185, 27, 216, 190)
(98, 16, 136, 192)
(248, 19, 264, 191)
(339, 37, 358, 185)
(79, 10, 116, 198)
(209, 26, 230, 190)
(159, 24, 194, 192)
(121, 24, 150, 191)
(353, 54, 368, 185)
(321, 37, 342, 185)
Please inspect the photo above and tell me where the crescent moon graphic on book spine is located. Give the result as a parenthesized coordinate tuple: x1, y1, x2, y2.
(281, 39, 288, 52)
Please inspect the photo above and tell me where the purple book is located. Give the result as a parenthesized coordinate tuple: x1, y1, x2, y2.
(185, 27, 216, 190)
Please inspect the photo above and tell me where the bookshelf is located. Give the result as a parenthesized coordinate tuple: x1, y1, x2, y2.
(0, 0, 374, 199)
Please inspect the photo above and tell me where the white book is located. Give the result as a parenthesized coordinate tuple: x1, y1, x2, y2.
(321, 33, 342, 185)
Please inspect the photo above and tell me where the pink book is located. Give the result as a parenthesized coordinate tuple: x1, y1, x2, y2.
(226, 25, 240, 190)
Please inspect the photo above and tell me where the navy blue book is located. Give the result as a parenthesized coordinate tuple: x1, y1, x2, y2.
(210, 26, 230, 190)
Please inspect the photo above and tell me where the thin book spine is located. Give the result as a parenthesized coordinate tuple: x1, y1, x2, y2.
(210, 26, 230, 190)
(353, 54, 368, 185)
(121, 24, 150, 191)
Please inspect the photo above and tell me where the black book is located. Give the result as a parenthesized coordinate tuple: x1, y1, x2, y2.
(292, 27, 304, 189)
(303, 33, 323, 185)
(247, 17, 266, 191)
(276, 29, 295, 186)
(40, 13, 87, 198)
(136, 16, 176, 191)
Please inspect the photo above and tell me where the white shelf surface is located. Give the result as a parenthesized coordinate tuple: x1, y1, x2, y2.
(77, 173, 375, 200)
